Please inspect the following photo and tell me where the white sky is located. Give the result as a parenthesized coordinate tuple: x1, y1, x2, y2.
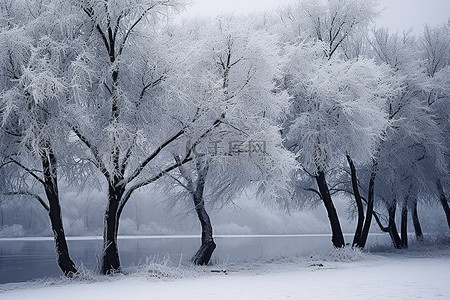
(179, 0, 450, 33)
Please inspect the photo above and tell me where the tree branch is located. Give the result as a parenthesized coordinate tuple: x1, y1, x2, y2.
(124, 128, 185, 185)
(373, 211, 389, 232)
(8, 158, 44, 185)
(139, 75, 165, 100)
(167, 172, 192, 193)
(117, 3, 159, 58)
(71, 126, 111, 181)
(304, 188, 322, 199)
(174, 155, 194, 192)
(330, 188, 352, 195)
(117, 112, 225, 215)
(4, 191, 49, 212)
(120, 135, 137, 175)
(117, 155, 193, 217)
(82, 7, 111, 55)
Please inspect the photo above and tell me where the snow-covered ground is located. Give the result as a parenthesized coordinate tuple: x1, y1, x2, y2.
(1, 240, 449, 300)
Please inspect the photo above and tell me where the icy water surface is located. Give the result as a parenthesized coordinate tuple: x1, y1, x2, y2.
(0, 234, 389, 283)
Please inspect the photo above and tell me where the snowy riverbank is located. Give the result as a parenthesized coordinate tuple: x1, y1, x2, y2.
(1, 239, 449, 300)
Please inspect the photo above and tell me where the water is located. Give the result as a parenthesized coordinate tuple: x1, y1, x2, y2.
(0, 234, 389, 284)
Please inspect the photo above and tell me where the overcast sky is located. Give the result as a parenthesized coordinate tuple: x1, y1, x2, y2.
(179, 0, 450, 33)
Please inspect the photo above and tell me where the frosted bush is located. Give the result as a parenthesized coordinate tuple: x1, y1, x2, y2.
(326, 247, 365, 262)
(63, 219, 87, 236)
(130, 256, 204, 280)
(0, 224, 25, 237)
(215, 223, 253, 235)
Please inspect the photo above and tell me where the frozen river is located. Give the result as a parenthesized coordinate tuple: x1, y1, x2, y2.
(0, 234, 389, 283)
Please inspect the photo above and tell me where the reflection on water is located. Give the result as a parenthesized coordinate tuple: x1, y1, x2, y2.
(0, 234, 389, 284)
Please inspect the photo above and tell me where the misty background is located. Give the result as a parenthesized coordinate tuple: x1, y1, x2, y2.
(180, 0, 450, 33)
(1, 183, 448, 237)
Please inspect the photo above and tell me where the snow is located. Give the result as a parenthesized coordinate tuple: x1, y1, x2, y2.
(1, 246, 449, 300)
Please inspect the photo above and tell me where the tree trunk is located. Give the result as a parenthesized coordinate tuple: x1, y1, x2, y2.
(400, 199, 408, 249)
(41, 148, 77, 277)
(192, 198, 216, 266)
(412, 198, 423, 242)
(436, 179, 450, 230)
(358, 163, 377, 249)
(101, 182, 123, 274)
(347, 156, 364, 248)
(316, 170, 345, 248)
(387, 202, 402, 249)
(375, 201, 403, 249)
(192, 163, 216, 265)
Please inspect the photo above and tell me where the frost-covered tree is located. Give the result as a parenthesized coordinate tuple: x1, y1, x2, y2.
(163, 17, 294, 265)
(421, 24, 450, 231)
(0, 0, 79, 276)
(365, 26, 448, 248)
(59, 0, 292, 273)
(280, 0, 398, 248)
(58, 0, 213, 274)
(280, 0, 378, 60)
(284, 44, 397, 248)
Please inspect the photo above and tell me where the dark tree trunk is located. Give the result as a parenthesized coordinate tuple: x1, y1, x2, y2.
(316, 170, 345, 248)
(374, 201, 403, 249)
(412, 198, 423, 242)
(436, 179, 450, 230)
(347, 156, 364, 248)
(400, 199, 408, 249)
(192, 163, 216, 265)
(387, 202, 402, 249)
(358, 164, 377, 249)
(373, 211, 389, 233)
(101, 182, 123, 274)
(192, 198, 216, 265)
(41, 147, 77, 277)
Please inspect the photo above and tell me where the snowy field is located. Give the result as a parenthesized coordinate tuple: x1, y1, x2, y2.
(1, 240, 449, 300)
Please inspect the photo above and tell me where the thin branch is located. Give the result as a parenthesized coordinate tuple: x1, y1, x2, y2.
(330, 188, 352, 195)
(4, 191, 49, 212)
(166, 172, 192, 192)
(83, 7, 111, 54)
(103, 82, 113, 96)
(299, 164, 315, 178)
(190, 114, 225, 150)
(373, 211, 389, 232)
(304, 187, 322, 199)
(124, 128, 185, 185)
(123, 110, 224, 186)
(0, 160, 15, 169)
(174, 154, 194, 192)
(118, 155, 193, 217)
(117, 112, 225, 215)
(229, 57, 243, 68)
(71, 126, 111, 180)
(220, 121, 250, 137)
(120, 134, 137, 175)
(139, 75, 165, 99)
(5, 130, 22, 137)
(113, 15, 123, 42)
(8, 158, 44, 185)
(117, 3, 159, 58)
